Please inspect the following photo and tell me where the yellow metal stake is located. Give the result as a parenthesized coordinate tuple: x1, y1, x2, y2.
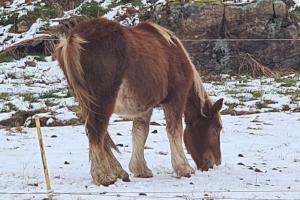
(35, 117, 53, 200)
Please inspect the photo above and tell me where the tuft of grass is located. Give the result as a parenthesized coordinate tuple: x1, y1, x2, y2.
(0, 54, 14, 63)
(111, 0, 144, 7)
(290, 89, 300, 102)
(278, 89, 300, 102)
(193, 0, 222, 3)
(263, 99, 277, 104)
(21, 93, 38, 103)
(44, 99, 58, 107)
(224, 89, 241, 95)
(4, 102, 18, 111)
(0, 12, 17, 26)
(0, 93, 10, 100)
(274, 77, 297, 87)
(250, 90, 263, 98)
(68, 105, 81, 113)
(255, 102, 269, 109)
(40, 90, 61, 99)
(129, 0, 144, 6)
(6, 73, 17, 79)
(255, 99, 277, 109)
(33, 54, 47, 62)
(78, 1, 107, 18)
(24, 3, 63, 20)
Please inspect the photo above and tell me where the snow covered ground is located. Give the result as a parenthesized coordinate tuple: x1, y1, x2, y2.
(0, 56, 299, 199)
(0, 111, 300, 200)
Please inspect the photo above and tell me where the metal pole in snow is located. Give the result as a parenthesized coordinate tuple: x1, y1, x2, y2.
(35, 117, 53, 200)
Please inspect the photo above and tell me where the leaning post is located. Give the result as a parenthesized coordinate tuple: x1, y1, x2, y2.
(35, 116, 53, 200)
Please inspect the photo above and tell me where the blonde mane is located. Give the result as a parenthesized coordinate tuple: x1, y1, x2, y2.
(146, 22, 209, 116)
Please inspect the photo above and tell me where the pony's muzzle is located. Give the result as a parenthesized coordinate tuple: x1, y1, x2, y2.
(199, 151, 221, 171)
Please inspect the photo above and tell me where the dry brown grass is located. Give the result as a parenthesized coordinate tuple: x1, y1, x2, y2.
(238, 53, 276, 78)
(272, 66, 297, 76)
(0, 16, 90, 59)
(0, 35, 58, 59)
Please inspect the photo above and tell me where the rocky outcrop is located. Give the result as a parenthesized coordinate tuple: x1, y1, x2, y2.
(153, 0, 300, 71)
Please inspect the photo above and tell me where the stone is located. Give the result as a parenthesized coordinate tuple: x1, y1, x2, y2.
(274, 0, 288, 18)
(152, 0, 300, 71)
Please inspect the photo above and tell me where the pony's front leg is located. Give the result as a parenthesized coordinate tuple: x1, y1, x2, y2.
(129, 110, 153, 177)
(163, 106, 195, 177)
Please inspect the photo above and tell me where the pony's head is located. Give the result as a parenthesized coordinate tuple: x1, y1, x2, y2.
(184, 98, 223, 171)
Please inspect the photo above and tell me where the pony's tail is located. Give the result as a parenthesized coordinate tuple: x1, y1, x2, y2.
(55, 34, 94, 119)
(55, 34, 118, 151)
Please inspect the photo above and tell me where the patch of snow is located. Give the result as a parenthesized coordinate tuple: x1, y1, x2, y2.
(1, 112, 300, 199)
(55, 107, 77, 121)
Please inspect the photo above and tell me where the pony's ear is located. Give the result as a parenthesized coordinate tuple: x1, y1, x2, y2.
(211, 98, 223, 115)
(203, 100, 212, 117)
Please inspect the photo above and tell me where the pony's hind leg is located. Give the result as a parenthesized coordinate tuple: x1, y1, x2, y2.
(163, 105, 194, 177)
(89, 138, 117, 186)
(129, 109, 153, 178)
(104, 135, 130, 182)
(87, 98, 128, 186)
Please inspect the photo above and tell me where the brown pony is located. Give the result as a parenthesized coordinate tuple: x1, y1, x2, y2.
(53, 18, 223, 186)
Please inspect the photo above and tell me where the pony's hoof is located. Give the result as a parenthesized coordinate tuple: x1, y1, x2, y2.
(129, 166, 153, 178)
(175, 165, 194, 178)
(129, 161, 153, 178)
(120, 171, 130, 182)
(134, 169, 153, 178)
(92, 174, 118, 186)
